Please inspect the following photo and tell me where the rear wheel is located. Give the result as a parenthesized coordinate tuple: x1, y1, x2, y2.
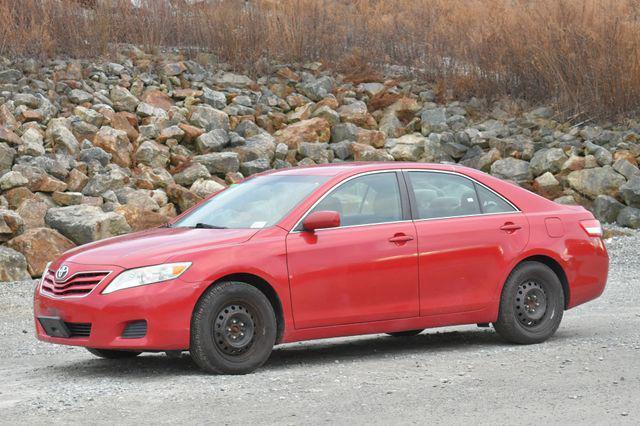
(493, 261, 564, 344)
(86, 348, 141, 359)
(386, 329, 424, 337)
(190, 281, 276, 375)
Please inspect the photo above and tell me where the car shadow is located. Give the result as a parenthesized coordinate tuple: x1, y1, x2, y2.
(52, 327, 511, 378)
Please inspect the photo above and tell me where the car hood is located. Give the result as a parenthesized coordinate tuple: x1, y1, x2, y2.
(57, 227, 259, 269)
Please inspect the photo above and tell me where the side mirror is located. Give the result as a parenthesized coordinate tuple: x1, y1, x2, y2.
(302, 210, 340, 232)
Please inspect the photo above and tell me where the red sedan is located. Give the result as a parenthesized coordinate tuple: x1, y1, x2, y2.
(34, 163, 609, 374)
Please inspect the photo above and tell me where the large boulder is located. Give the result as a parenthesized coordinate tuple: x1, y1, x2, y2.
(490, 158, 532, 182)
(0, 246, 30, 281)
(566, 166, 626, 199)
(94, 126, 133, 168)
(110, 86, 139, 112)
(386, 134, 425, 161)
(173, 163, 211, 187)
(616, 206, 640, 229)
(529, 148, 568, 177)
(45, 205, 131, 245)
(7, 228, 76, 277)
(194, 152, 240, 175)
(619, 175, 640, 208)
(189, 105, 230, 131)
(0, 208, 25, 242)
(166, 184, 202, 212)
(114, 205, 167, 232)
(274, 118, 331, 149)
(593, 195, 625, 223)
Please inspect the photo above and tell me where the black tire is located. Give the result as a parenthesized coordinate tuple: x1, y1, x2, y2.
(86, 348, 141, 359)
(190, 281, 276, 375)
(387, 329, 424, 337)
(493, 261, 564, 344)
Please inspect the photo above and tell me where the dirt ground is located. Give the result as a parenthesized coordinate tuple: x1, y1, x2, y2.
(1, 231, 638, 425)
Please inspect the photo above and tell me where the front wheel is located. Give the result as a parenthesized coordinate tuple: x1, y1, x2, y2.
(86, 348, 141, 359)
(190, 281, 277, 375)
(493, 261, 564, 344)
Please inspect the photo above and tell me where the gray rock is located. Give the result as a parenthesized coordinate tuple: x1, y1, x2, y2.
(300, 76, 334, 101)
(0, 143, 17, 174)
(173, 163, 211, 187)
(275, 143, 288, 160)
(79, 147, 112, 166)
(113, 188, 159, 212)
(203, 87, 227, 109)
(74, 106, 104, 127)
(0, 69, 23, 83)
(529, 148, 568, 176)
(189, 105, 229, 131)
(136, 102, 168, 119)
(235, 121, 262, 138)
(593, 195, 626, 223)
(196, 129, 229, 154)
(81, 168, 129, 196)
(420, 108, 448, 134)
(69, 89, 93, 104)
(620, 175, 640, 208)
(567, 166, 626, 199)
(13, 93, 40, 108)
(0, 246, 30, 281)
(387, 134, 425, 161)
(0, 209, 25, 242)
(616, 206, 640, 229)
(331, 123, 359, 142)
(240, 158, 271, 176)
(490, 158, 532, 182)
(0, 171, 28, 190)
(299, 142, 333, 164)
(135, 141, 169, 169)
(442, 141, 468, 159)
(51, 126, 79, 155)
(194, 152, 240, 175)
(45, 205, 131, 245)
(190, 178, 226, 198)
(612, 158, 640, 180)
(423, 135, 452, 163)
(311, 105, 340, 126)
(235, 133, 276, 162)
(139, 124, 160, 140)
(330, 141, 353, 160)
(110, 86, 139, 112)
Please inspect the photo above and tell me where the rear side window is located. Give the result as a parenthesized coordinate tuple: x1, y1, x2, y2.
(310, 172, 403, 226)
(475, 184, 516, 214)
(408, 172, 481, 219)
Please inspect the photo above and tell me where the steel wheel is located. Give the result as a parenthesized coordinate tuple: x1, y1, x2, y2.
(515, 281, 548, 328)
(214, 304, 256, 355)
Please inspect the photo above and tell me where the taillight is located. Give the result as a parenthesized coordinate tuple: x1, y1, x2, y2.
(580, 219, 603, 237)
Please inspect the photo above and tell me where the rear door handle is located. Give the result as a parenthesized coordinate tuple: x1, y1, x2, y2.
(500, 223, 522, 232)
(388, 234, 414, 243)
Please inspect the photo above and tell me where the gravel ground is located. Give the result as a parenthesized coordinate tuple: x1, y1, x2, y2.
(1, 229, 639, 425)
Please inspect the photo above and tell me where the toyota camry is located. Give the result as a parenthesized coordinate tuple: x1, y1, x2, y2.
(34, 163, 609, 374)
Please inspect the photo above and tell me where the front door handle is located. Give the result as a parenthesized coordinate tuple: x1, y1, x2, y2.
(388, 234, 414, 243)
(500, 222, 522, 233)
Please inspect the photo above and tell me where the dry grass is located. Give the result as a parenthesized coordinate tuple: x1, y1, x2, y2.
(2, 0, 640, 118)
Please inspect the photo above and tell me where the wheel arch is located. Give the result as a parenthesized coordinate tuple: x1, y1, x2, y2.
(513, 255, 570, 309)
(198, 273, 286, 344)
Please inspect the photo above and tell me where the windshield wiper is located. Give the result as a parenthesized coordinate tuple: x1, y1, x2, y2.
(193, 223, 228, 229)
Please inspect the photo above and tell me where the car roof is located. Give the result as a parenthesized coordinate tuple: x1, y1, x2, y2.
(265, 162, 457, 177)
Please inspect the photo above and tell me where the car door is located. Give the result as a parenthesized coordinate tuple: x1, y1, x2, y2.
(405, 170, 529, 316)
(286, 171, 419, 329)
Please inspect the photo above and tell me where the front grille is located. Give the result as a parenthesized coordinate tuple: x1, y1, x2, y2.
(122, 320, 147, 339)
(41, 269, 110, 297)
(65, 322, 92, 338)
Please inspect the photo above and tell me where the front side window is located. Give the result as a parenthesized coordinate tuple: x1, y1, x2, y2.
(409, 172, 481, 219)
(173, 175, 329, 229)
(309, 172, 403, 227)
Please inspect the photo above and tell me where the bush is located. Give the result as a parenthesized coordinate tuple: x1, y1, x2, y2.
(2, 0, 640, 118)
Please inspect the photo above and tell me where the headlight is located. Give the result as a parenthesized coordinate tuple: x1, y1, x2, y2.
(102, 262, 191, 294)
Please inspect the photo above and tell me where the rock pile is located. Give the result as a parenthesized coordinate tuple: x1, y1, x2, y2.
(1, 47, 640, 279)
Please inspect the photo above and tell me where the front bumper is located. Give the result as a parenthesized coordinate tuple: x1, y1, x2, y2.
(34, 267, 206, 351)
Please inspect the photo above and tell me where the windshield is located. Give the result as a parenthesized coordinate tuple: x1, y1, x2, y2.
(172, 174, 329, 229)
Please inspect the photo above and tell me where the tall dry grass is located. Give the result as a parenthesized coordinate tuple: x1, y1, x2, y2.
(2, 0, 640, 118)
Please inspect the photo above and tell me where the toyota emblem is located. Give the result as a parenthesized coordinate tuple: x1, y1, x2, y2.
(55, 265, 69, 281)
